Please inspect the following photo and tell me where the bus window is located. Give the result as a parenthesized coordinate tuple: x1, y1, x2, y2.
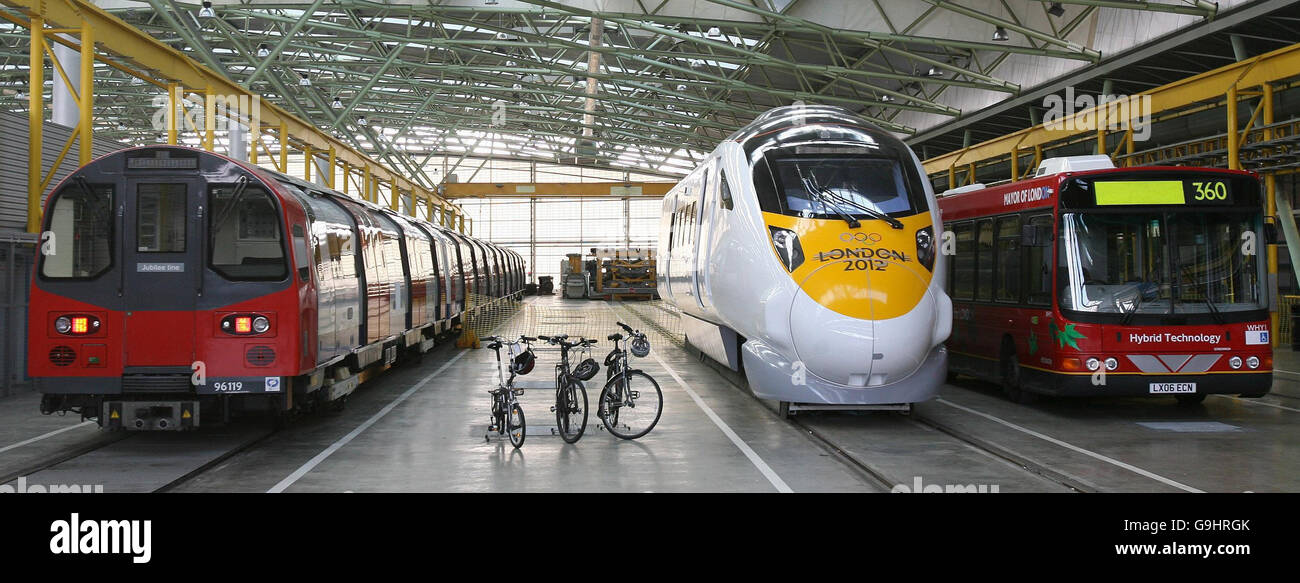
(953, 222, 974, 301)
(976, 219, 994, 301)
(1024, 215, 1053, 306)
(995, 216, 1021, 302)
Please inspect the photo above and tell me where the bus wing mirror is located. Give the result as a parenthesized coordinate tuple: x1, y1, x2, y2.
(1264, 217, 1280, 245)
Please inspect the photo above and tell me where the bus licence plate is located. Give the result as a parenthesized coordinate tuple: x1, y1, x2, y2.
(1149, 382, 1196, 394)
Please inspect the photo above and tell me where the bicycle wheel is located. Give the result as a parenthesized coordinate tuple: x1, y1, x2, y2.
(555, 379, 588, 444)
(599, 371, 663, 440)
(507, 402, 526, 448)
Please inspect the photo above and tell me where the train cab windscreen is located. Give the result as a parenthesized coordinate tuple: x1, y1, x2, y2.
(208, 184, 287, 281)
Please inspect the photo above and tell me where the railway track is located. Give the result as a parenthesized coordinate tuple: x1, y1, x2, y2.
(0, 420, 273, 493)
(615, 301, 1082, 493)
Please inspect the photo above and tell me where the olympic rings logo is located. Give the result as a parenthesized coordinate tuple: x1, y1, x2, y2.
(840, 232, 882, 243)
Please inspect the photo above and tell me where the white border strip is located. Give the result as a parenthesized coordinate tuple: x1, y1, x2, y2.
(651, 351, 793, 493)
(268, 350, 469, 493)
(0, 421, 94, 456)
(1214, 395, 1300, 413)
(936, 398, 1203, 493)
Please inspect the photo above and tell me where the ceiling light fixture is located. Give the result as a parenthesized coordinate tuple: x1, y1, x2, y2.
(926, 66, 944, 77)
(1047, 2, 1065, 17)
(357, 115, 368, 126)
(332, 97, 343, 109)
(198, 1, 215, 18)
(992, 26, 1009, 41)
(705, 26, 723, 39)
(299, 74, 311, 86)
(256, 43, 271, 58)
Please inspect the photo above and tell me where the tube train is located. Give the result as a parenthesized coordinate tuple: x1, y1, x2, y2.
(30, 146, 522, 430)
(657, 105, 952, 415)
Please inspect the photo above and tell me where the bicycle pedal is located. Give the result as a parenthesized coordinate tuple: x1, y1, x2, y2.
(549, 406, 556, 412)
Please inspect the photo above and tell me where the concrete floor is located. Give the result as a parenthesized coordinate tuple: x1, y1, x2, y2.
(1, 294, 1298, 493)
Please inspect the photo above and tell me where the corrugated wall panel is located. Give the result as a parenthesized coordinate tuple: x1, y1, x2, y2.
(0, 109, 127, 233)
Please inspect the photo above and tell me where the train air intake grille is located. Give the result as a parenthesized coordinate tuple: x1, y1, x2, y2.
(122, 374, 190, 392)
(246, 345, 276, 367)
(49, 346, 75, 366)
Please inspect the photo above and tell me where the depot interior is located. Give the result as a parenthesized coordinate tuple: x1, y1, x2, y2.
(1, 0, 1300, 493)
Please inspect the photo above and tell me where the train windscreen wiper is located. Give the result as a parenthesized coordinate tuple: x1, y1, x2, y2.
(816, 185, 905, 230)
(208, 176, 250, 246)
(796, 168, 859, 228)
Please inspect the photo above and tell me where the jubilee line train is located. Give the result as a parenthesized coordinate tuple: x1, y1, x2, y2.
(30, 146, 523, 430)
(658, 105, 952, 415)
(938, 155, 1272, 404)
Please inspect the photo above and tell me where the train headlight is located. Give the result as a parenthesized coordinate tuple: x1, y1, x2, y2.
(1085, 357, 1101, 371)
(768, 226, 804, 272)
(252, 316, 270, 334)
(916, 226, 935, 271)
(1246, 356, 1260, 369)
(1229, 356, 1242, 369)
(222, 313, 272, 335)
(54, 314, 99, 335)
(1105, 357, 1118, 371)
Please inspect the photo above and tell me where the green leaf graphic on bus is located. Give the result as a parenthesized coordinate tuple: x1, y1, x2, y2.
(1051, 322, 1086, 350)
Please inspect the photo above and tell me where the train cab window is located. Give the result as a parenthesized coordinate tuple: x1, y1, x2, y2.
(40, 183, 114, 279)
(1024, 214, 1053, 306)
(976, 219, 994, 301)
(292, 224, 311, 282)
(208, 184, 286, 281)
(995, 216, 1021, 302)
(752, 152, 923, 219)
(719, 174, 734, 210)
(136, 183, 187, 253)
(952, 222, 974, 301)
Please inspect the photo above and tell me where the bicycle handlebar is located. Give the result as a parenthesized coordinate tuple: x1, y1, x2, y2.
(617, 321, 634, 333)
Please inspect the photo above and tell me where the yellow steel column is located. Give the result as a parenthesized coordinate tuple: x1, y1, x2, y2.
(1010, 148, 1019, 182)
(278, 123, 287, 173)
(341, 160, 350, 194)
(77, 19, 92, 164)
(27, 11, 44, 234)
(1125, 130, 1135, 167)
(203, 88, 215, 151)
(947, 166, 955, 191)
(327, 147, 336, 189)
(426, 194, 433, 222)
(249, 126, 258, 164)
(363, 165, 371, 202)
(166, 83, 178, 145)
(1227, 85, 1240, 170)
(1264, 83, 1279, 344)
(390, 180, 400, 211)
(303, 146, 312, 182)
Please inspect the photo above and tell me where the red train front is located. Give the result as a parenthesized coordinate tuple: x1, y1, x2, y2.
(29, 146, 518, 429)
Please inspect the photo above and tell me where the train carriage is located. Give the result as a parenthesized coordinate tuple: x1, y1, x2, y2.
(658, 105, 952, 415)
(30, 145, 518, 430)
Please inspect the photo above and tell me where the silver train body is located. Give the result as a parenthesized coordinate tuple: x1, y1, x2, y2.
(657, 105, 952, 409)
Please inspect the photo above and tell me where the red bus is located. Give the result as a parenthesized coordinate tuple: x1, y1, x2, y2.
(938, 156, 1273, 404)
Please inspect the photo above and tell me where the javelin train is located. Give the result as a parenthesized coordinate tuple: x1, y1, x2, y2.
(30, 146, 522, 430)
(658, 105, 952, 414)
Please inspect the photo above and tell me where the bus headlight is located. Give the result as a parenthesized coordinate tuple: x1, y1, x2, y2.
(1246, 356, 1260, 369)
(916, 226, 935, 271)
(1085, 357, 1101, 371)
(252, 316, 270, 334)
(55, 316, 72, 334)
(1229, 356, 1243, 369)
(1105, 357, 1118, 371)
(768, 226, 804, 272)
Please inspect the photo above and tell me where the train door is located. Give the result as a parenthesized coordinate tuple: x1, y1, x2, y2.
(693, 160, 714, 310)
(662, 195, 678, 301)
(121, 178, 200, 367)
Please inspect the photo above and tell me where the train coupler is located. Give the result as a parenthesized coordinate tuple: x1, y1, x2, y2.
(104, 401, 200, 431)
